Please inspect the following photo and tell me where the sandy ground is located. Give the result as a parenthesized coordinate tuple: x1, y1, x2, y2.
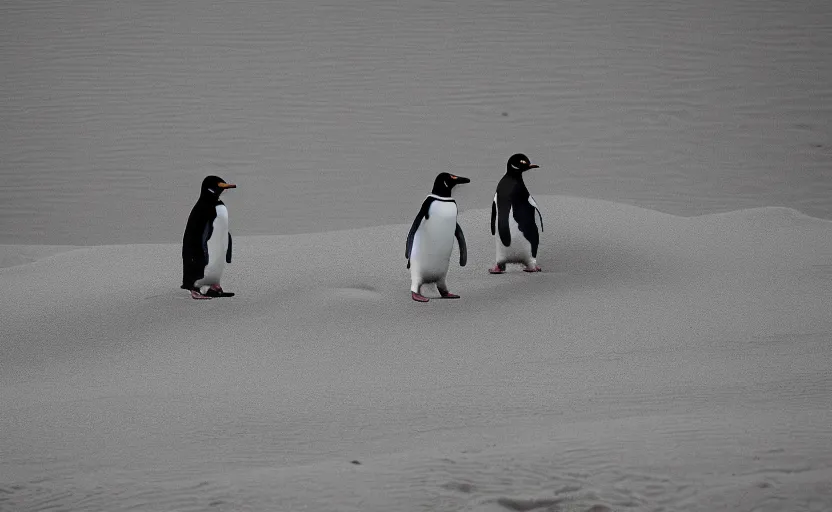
(2, 1, 831, 510)
(2, 196, 831, 511)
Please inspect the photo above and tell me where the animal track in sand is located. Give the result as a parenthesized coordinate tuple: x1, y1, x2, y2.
(495, 496, 562, 511)
(441, 481, 477, 493)
(330, 286, 384, 300)
(488, 497, 613, 512)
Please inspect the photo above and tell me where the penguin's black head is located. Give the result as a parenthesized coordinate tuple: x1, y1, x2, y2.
(506, 153, 539, 174)
(431, 172, 471, 197)
(200, 175, 236, 198)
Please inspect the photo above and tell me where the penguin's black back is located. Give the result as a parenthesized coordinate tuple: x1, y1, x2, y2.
(495, 173, 539, 255)
(181, 195, 222, 289)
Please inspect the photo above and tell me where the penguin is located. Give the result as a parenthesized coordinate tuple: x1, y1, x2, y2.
(181, 175, 236, 299)
(405, 172, 470, 302)
(489, 153, 544, 274)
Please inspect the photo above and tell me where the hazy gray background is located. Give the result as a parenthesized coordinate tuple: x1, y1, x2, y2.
(2, 0, 830, 245)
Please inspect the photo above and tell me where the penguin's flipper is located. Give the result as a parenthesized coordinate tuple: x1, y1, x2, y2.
(528, 196, 544, 232)
(490, 200, 497, 236)
(405, 218, 420, 262)
(226, 232, 232, 263)
(497, 200, 512, 247)
(181, 235, 204, 289)
(405, 197, 435, 262)
(201, 222, 213, 265)
(455, 223, 467, 267)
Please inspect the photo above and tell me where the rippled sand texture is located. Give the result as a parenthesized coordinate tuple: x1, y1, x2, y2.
(2, 0, 831, 244)
(2, 197, 831, 511)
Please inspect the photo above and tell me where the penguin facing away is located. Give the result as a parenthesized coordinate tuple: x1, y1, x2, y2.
(405, 172, 470, 302)
(181, 175, 236, 299)
(490, 153, 544, 274)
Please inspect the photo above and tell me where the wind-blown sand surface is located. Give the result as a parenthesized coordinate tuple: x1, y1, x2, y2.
(2, 0, 831, 244)
(3, 0, 831, 509)
(2, 196, 831, 511)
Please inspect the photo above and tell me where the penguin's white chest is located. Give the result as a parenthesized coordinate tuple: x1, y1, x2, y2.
(411, 201, 457, 281)
(199, 205, 229, 285)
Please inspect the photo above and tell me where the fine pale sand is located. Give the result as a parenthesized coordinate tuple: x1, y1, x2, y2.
(2, 196, 831, 511)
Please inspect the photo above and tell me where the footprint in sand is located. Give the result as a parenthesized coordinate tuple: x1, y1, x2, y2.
(331, 286, 384, 300)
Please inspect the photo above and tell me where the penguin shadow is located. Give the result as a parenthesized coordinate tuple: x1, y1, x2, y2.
(144, 289, 203, 302)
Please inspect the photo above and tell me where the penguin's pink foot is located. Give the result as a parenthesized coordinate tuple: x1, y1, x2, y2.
(411, 292, 430, 302)
(439, 291, 460, 299)
(523, 265, 542, 273)
(191, 290, 212, 300)
(488, 265, 506, 274)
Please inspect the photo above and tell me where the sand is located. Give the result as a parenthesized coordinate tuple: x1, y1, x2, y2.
(2, 196, 831, 511)
(3, 0, 832, 509)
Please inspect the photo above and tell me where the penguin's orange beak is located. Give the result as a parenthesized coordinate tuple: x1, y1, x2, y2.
(528, 164, 539, 169)
(218, 182, 237, 189)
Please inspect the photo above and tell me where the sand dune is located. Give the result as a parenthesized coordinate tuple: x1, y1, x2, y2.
(2, 196, 831, 511)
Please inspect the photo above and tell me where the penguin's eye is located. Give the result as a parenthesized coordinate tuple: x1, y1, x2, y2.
(450, 175, 458, 179)
(520, 160, 527, 164)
